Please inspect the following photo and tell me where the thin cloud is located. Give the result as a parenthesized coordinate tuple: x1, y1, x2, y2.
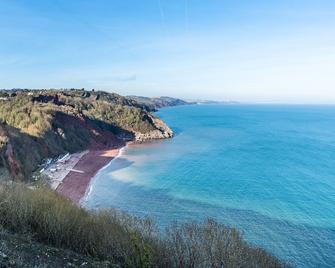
(184, 0, 189, 31)
(157, 0, 167, 35)
(114, 74, 137, 82)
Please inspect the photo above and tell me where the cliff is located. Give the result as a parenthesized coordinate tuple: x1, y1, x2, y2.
(0, 89, 173, 180)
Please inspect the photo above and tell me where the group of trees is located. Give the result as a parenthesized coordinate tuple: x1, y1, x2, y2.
(0, 90, 157, 138)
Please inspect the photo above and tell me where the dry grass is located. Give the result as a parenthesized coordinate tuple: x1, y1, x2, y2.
(0, 185, 288, 267)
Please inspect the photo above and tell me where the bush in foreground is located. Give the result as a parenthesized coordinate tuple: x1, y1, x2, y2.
(0, 185, 288, 267)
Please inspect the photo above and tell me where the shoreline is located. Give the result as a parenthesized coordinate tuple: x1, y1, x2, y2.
(51, 144, 127, 206)
(81, 144, 127, 205)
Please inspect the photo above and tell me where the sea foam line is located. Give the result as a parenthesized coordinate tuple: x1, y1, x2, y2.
(80, 144, 128, 206)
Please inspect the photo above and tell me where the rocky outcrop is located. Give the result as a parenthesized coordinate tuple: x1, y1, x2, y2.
(134, 115, 173, 141)
(32, 94, 64, 106)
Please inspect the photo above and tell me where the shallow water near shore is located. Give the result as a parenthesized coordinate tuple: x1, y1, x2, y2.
(84, 104, 335, 267)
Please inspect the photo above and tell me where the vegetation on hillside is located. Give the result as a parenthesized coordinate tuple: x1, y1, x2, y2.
(0, 228, 113, 267)
(0, 185, 288, 268)
(0, 89, 289, 267)
(127, 95, 192, 111)
(0, 90, 158, 136)
(0, 89, 172, 180)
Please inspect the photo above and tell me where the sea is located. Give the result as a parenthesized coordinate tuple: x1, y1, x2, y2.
(84, 104, 335, 267)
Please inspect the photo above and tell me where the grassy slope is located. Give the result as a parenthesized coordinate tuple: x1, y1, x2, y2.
(0, 229, 115, 268)
(0, 185, 288, 268)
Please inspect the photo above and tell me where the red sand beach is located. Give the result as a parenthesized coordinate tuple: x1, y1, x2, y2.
(56, 148, 120, 205)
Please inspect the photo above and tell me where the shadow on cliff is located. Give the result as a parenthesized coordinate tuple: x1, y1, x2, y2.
(0, 111, 135, 181)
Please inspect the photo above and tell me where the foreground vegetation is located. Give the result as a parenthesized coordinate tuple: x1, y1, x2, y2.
(0, 228, 112, 267)
(0, 184, 287, 267)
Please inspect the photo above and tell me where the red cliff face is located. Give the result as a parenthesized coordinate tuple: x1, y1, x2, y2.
(0, 125, 18, 178)
(4, 143, 20, 178)
(0, 126, 21, 178)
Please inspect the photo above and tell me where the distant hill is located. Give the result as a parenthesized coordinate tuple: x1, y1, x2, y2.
(127, 95, 193, 111)
(0, 89, 173, 180)
(185, 99, 239, 105)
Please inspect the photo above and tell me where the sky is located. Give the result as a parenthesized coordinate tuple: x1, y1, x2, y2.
(1, 0, 335, 103)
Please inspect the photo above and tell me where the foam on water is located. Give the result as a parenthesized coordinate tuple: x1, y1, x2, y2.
(84, 104, 335, 267)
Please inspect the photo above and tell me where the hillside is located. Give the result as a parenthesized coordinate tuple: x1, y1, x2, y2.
(0, 229, 114, 268)
(127, 95, 192, 111)
(0, 184, 287, 268)
(0, 89, 173, 181)
(0, 90, 290, 267)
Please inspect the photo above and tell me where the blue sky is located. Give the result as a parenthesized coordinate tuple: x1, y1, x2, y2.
(1, 0, 335, 103)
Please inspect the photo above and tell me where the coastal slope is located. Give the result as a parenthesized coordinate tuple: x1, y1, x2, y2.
(0, 89, 289, 267)
(0, 89, 173, 181)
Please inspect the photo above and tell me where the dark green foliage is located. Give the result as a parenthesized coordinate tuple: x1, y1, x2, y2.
(0, 92, 9, 98)
(0, 90, 157, 136)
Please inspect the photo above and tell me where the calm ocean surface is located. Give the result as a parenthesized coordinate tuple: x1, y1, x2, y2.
(84, 104, 335, 267)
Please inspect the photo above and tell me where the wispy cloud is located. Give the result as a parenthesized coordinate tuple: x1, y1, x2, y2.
(157, 0, 167, 36)
(184, 0, 189, 32)
(114, 74, 137, 82)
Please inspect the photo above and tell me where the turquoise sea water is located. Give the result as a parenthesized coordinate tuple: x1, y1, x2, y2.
(84, 104, 335, 267)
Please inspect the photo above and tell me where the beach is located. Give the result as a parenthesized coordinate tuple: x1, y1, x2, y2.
(43, 146, 124, 205)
